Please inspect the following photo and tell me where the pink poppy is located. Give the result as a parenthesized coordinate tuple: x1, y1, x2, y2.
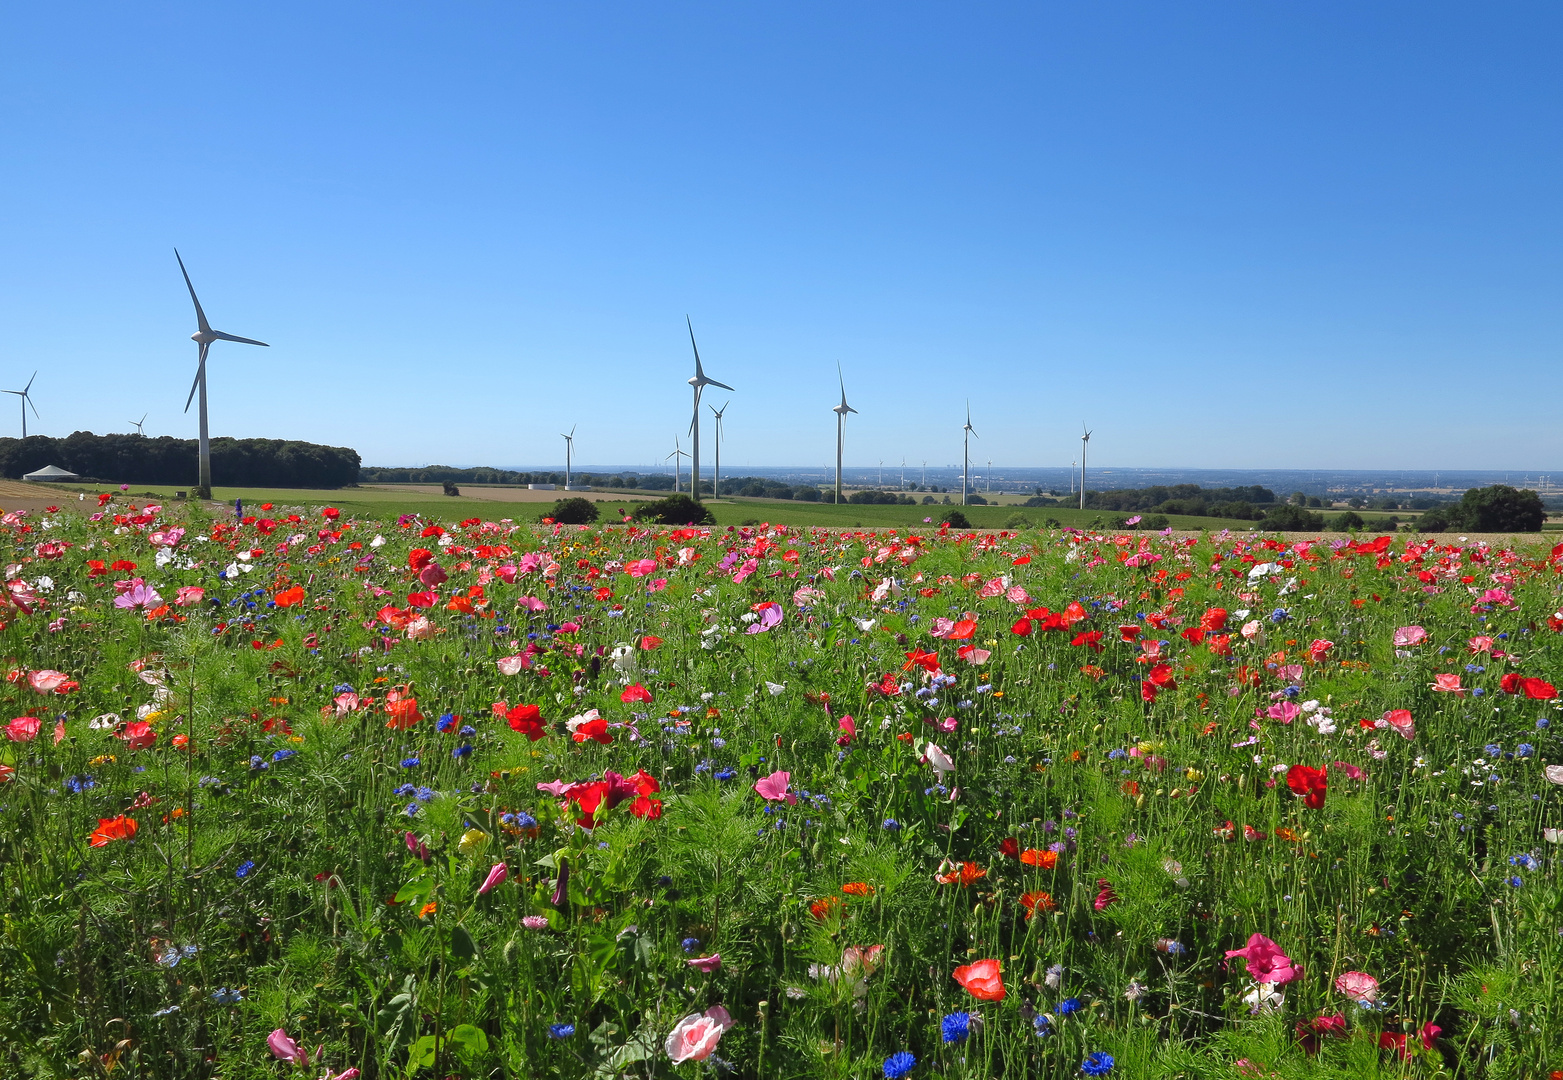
(174, 586, 205, 606)
(1328, 760, 1364, 780)
(1334, 971, 1380, 1002)
(478, 863, 508, 895)
(1430, 673, 1464, 694)
(625, 558, 657, 578)
(665, 1006, 733, 1063)
(753, 770, 798, 805)
(1392, 626, 1426, 647)
(1382, 709, 1415, 740)
(956, 644, 991, 665)
(496, 654, 530, 676)
(5, 716, 41, 742)
(516, 595, 547, 611)
(28, 670, 71, 694)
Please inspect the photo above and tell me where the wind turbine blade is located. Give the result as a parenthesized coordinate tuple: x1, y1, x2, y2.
(210, 330, 269, 347)
(686, 316, 705, 381)
(704, 377, 734, 392)
(24, 371, 36, 394)
(27, 396, 39, 420)
(184, 342, 209, 413)
(174, 249, 211, 334)
(570, 423, 577, 438)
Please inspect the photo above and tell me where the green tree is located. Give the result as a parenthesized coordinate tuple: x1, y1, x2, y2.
(631, 494, 716, 526)
(1455, 485, 1545, 532)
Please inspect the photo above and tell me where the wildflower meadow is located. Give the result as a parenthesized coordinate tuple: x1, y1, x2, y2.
(1, 496, 1560, 1079)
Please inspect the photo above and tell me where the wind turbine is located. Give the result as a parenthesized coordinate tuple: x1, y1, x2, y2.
(685, 318, 734, 502)
(987, 459, 993, 493)
(666, 436, 689, 494)
(560, 425, 576, 489)
(176, 249, 269, 495)
(4, 372, 39, 438)
(130, 412, 148, 436)
(961, 403, 978, 506)
(832, 362, 858, 504)
(709, 400, 729, 498)
(1079, 424, 1092, 510)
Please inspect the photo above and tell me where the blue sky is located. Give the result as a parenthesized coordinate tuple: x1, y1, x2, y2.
(1, 3, 1559, 473)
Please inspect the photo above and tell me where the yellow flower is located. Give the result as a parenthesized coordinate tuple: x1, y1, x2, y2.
(457, 829, 490, 856)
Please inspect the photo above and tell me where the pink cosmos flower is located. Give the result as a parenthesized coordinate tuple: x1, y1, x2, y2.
(753, 770, 798, 805)
(478, 863, 508, 894)
(1225, 933, 1302, 985)
(267, 1029, 310, 1067)
(1334, 971, 1380, 1002)
(665, 1005, 733, 1064)
(114, 580, 163, 611)
(1265, 701, 1300, 724)
(746, 603, 783, 634)
(1392, 626, 1426, 647)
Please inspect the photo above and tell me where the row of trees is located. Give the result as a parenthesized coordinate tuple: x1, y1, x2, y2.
(0, 433, 360, 489)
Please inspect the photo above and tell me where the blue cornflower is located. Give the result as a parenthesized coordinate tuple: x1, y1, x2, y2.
(882, 1051, 917, 1079)
(514, 811, 537, 829)
(1057, 997, 1082, 1016)
(1517, 743, 1535, 757)
(714, 768, 735, 781)
(941, 1012, 972, 1044)
(548, 1023, 576, 1038)
(393, 783, 416, 797)
(1484, 744, 1502, 757)
(415, 786, 436, 801)
(65, 775, 95, 793)
(1270, 608, 1289, 623)
(452, 745, 473, 759)
(436, 714, 456, 733)
(404, 803, 421, 817)
(1507, 875, 1523, 888)
(1538, 718, 1551, 729)
(1033, 1013, 1053, 1036)
(401, 756, 421, 768)
(210, 987, 243, 1004)
(682, 937, 700, 953)
(1081, 1052, 1115, 1076)
(1107, 748, 1126, 759)
(249, 755, 268, 771)
(459, 725, 477, 737)
(235, 860, 255, 879)
(271, 748, 296, 763)
(883, 817, 901, 830)
(1511, 853, 1539, 871)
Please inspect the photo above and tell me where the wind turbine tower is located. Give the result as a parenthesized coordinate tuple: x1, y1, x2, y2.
(684, 318, 734, 502)
(130, 413, 148, 436)
(832, 362, 858, 504)
(176, 250, 269, 497)
(961, 404, 979, 506)
(1079, 425, 1093, 510)
(667, 437, 689, 494)
(709, 400, 729, 498)
(561, 425, 576, 489)
(3, 372, 39, 438)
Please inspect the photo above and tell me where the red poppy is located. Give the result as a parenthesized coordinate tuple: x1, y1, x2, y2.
(952, 958, 1005, 1001)
(273, 586, 305, 608)
(841, 882, 874, 896)
(1071, 631, 1105, 653)
(620, 683, 653, 704)
(1199, 607, 1228, 631)
(322, 507, 340, 520)
(902, 648, 941, 673)
(117, 721, 156, 749)
(998, 836, 1019, 859)
(111, 560, 137, 572)
(947, 619, 978, 641)
(1093, 879, 1119, 910)
(506, 704, 547, 740)
(384, 694, 423, 730)
(640, 635, 663, 650)
(406, 591, 436, 609)
(1119, 625, 1141, 642)
(571, 716, 612, 745)
(1010, 617, 1032, 636)
(86, 559, 107, 577)
(1180, 628, 1206, 645)
(1286, 764, 1327, 809)
(407, 548, 434, 571)
(90, 815, 138, 847)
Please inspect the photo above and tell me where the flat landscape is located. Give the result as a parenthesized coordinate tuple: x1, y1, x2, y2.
(0, 494, 1558, 1078)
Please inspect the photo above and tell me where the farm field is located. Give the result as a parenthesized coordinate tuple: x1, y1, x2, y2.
(1, 497, 1560, 1079)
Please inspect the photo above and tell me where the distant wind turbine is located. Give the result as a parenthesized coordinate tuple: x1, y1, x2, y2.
(560, 425, 576, 489)
(709, 400, 729, 498)
(961, 403, 978, 506)
(130, 412, 148, 436)
(832, 362, 858, 504)
(1079, 424, 1093, 510)
(176, 249, 269, 495)
(667, 436, 689, 494)
(4, 372, 39, 438)
(685, 318, 734, 502)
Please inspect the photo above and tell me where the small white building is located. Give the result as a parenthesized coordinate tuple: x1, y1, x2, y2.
(23, 465, 79, 482)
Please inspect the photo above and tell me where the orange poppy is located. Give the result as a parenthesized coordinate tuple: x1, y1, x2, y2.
(273, 586, 305, 607)
(89, 815, 138, 847)
(935, 861, 986, 887)
(1019, 890, 1055, 917)
(809, 897, 843, 921)
(841, 882, 874, 896)
(952, 958, 1006, 1001)
(1019, 848, 1058, 869)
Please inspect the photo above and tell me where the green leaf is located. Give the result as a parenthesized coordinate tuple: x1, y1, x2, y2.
(447, 1024, 489, 1056)
(449, 923, 476, 960)
(393, 873, 434, 905)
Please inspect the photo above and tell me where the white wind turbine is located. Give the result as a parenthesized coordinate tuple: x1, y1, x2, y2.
(667, 436, 689, 494)
(176, 250, 269, 495)
(709, 400, 729, 498)
(4, 372, 39, 438)
(684, 318, 734, 503)
(1079, 424, 1093, 510)
(832, 362, 858, 505)
(961, 403, 978, 506)
(560, 425, 576, 489)
(130, 412, 148, 436)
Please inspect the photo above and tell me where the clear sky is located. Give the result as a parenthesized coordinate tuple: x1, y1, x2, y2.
(2, 3, 1559, 473)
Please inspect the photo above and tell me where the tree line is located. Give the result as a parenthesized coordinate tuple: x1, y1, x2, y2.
(0, 433, 360, 489)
